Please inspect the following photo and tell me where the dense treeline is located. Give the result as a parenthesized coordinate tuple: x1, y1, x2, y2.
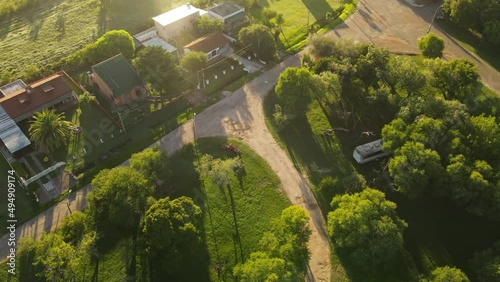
(443, 0, 500, 45)
(271, 35, 499, 279)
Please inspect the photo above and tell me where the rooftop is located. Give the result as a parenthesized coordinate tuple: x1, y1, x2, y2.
(91, 54, 143, 97)
(0, 72, 74, 120)
(153, 4, 206, 27)
(0, 79, 27, 97)
(355, 139, 384, 156)
(0, 105, 30, 154)
(184, 31, 229, 53)
(208, 2, 244, 18)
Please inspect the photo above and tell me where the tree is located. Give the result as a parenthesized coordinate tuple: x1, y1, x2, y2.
(418, 32, 445, 58)
(78, 91, 96, 109)
(134, 45, 182, 95)
(465, 115, 499, 160)
(29, 109, 72, 152)
(130, 146, 171, 186)
(430, 266, 470, 282)
(259, 206, 311, 275)
(60, 211, 89, 245)
(272, 104, 289, 131)
(233, 252, 292, 282)
(275, 67, 314, 115)
(311, 35, 336, 58)
(388, 142, 443, 199)
(470, 241, 500, 282)
(83, 30, 135, 64)
(142, 196, 202, 278)
(197, 154, 243, 189)
(33, 233, 78, 281)
(387, 56, 427, 96)
(180, 51, 208, 73)
(87, 167, 153, 233)
(18, 237, 44, 282)
(430, 58, 479, 101)
(327, 188, 407, 271)
(194, 16, 223, 36)
(238, 24, 276, 61)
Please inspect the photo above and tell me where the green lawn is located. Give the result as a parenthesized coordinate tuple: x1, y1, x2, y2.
(0, 0, 185, 78)
(249, 0, 343, 49)
(436, 19, 500, 72)
(164, 137, 291, 281)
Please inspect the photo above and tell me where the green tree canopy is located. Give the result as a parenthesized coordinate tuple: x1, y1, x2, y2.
(388, 141, 443, 199)
(233, 252, 292, 282)
(60, 211, 89, 245)
(327, 188, 407, 271)
(29, 109, 72, 152)
(141, 196, 202, 276)
(387, 55, 427, 96)
(180, 51, 208, 73)
(130, 146, 171, 186)
(77, 91, 96, 109)
(430, 58, 480, 101)
(83, 30, 135, 64)
(418, 32, 445, 58)
(197, 154, 242, 189)
(87, 167, 153, 233)
(275, 67, 314, 115)
(430, 266, 470, 282)
(470, 241, 500, 282)
(238, 24, 276, 61)
(194, 16, 223, 36)
(134, 45, 182, 95)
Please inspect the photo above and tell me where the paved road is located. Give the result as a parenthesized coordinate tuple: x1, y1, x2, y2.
(1, 55, 333, 281)
(330, 0, 500, 93)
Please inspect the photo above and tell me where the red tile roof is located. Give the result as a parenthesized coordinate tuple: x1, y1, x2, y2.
(184, 32, 229, 54)
(0, 71, 74, 120)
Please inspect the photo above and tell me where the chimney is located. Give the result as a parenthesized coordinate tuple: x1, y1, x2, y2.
(25, 86, 32, 94)
(187, 3, 191, 9)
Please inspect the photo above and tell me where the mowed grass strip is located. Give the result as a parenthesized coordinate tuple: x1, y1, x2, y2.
(250, 0, 342, 47)
(167, 137, 291, 281)
(0, 0, 185, 78)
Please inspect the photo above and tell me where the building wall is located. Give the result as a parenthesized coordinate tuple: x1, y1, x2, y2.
(206, 44, 229, 61)
(155, 12, 200, 40)
(91, 72, 114, 102)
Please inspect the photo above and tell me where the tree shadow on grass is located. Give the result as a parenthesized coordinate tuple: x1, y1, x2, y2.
(301, 0, 335, 21)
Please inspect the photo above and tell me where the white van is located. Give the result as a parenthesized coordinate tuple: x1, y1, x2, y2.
(353, 139, 389, 164)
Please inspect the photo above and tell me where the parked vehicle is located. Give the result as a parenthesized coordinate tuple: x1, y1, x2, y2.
(353, 139, 389, 164)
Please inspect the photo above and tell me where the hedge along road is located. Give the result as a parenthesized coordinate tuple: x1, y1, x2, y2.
(0, 54, 334, 282)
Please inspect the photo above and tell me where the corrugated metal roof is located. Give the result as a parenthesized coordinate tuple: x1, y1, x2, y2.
(0, 105, 30, 153)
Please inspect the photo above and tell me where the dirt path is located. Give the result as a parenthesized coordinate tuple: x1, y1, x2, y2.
(154, 55, 332, 281)
(2, 55, 332, 281)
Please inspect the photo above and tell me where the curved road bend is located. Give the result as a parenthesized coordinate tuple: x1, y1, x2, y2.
(1, 55, 333, 281)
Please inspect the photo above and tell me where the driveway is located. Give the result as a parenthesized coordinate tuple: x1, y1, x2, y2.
(330, 0, 500, 93)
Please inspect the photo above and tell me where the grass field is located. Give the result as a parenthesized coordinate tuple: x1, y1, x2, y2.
(165, 137, 291, 281)
(436, 19, 500, 72)
(0, 0, 185, 78)
(249, 0, 342, 49)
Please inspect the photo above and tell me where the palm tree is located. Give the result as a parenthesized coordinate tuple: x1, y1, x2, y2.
(275, 13, 289, 46)
(78, 91, 96, 109)
(29, 109, 72, 152)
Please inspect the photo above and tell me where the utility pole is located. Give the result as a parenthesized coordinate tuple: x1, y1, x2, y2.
(116, 111, 126, 133)
(427, 5, 443, 34)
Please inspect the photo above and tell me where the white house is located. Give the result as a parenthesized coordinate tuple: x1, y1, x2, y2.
(153, 4, 207, 40)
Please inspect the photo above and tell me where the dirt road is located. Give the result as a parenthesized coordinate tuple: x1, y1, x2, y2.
(1, 55, 333, 281)
(330, 0, 500, 93)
